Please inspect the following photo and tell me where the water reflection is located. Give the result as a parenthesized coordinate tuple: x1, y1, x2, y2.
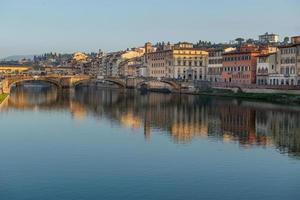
(3, 84, 300, 157)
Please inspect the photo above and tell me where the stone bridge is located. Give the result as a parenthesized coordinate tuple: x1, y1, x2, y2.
(102, 77, 182, 92)
(1, 75, 92, 93)
(1, 75, 183, 94)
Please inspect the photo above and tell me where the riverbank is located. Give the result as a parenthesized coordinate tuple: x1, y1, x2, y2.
(90, 84, 300, 105)
(194, 89, 300, 105)
(0, 93, 8, 105)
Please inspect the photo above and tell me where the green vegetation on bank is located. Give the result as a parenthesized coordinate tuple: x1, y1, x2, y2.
(0, 93, 8, 104)
(198, 89, 300, 104)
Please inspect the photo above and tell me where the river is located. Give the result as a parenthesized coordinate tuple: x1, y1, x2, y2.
(0, 83, 299, 200)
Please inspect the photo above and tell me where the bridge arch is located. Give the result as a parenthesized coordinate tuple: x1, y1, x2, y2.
(103, 78, 126, 88)
(136, 79, 181, 91)
(72, 79, 93, 88)
(8, 78, 62, 93)
(159, 79, 181, 90)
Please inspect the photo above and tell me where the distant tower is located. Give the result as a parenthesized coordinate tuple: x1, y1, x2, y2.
(145, 42, 153, 54)
(144, 42, 153, 64)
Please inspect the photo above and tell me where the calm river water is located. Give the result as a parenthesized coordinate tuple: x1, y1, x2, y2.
(0, 83, 300, 200)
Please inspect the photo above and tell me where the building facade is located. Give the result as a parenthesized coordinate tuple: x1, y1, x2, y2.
(145, 47, 172, 78)
(207, 47, 235, 82)
(222, 44, 260, 84)
(256, 53, 277, 85)
(145, 42, 209, 80)
(98, 49, 144, 77)
(119, 57, 144, 77)
(259, 32, 279, 43)
(276, 42, 300, 85)
(171, 43, 208, 81)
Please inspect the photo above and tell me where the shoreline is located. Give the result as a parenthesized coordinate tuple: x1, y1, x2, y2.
(87, 84, 300, 105)
(173, 89, 300, 105)
(129, 86, 300, 105)
(3, 83, 300, 106)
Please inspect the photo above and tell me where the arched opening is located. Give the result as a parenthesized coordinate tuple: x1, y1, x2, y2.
(8, 79, 61, 108)
(103, 79, 126, 88)
(9, 79, 61, 93)
(137, 80, 177, 93)
(139, 83, 149, 94)
(73, 80, 93, 89)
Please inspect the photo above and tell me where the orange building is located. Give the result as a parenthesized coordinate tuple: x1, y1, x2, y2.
(222, 44, 260, 84)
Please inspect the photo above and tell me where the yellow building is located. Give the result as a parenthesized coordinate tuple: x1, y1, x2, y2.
(172, 43, 209, 80)
(145, 42, 209, 80)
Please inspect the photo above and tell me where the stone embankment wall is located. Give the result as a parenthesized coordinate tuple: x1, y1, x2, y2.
(213, 86, 300, 95)
(241, 88, 300, 95)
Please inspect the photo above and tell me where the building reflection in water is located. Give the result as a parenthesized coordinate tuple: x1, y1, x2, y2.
(4, 83, 300, 157)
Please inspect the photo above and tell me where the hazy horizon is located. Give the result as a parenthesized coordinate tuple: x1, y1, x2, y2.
(1, 0, 299, 58)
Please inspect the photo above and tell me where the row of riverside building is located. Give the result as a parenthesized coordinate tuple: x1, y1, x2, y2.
(144, 35, 300, 86)
(55, 33, 300, 88)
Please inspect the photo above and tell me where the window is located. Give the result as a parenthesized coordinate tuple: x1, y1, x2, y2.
(286, 79, 289, 85)
(291, 67, 295, 74)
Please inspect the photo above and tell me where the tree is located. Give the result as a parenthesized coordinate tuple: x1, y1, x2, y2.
(283, 37, 289, 44)
(235, 38, 245, 46)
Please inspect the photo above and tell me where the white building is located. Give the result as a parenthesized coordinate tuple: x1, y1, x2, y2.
(275, 42, 300, 85)
(256, 53, 277, 85)
(259, 32, 279, 43)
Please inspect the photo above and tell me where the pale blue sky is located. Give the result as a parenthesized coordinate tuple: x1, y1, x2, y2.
(0, 0, 299, 57)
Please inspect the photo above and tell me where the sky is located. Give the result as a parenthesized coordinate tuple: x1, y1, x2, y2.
(0, 0, 299, 58)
